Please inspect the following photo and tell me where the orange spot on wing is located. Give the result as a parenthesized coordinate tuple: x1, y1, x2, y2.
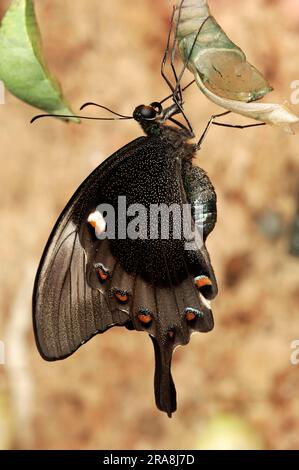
(194, 276, 213, 289)
(186, 310, 196, 321)
(138, 314, 152, 324)
(115, 291, 129, 303)
(89, 220, 97, 228)
(98, 270, 108, 281)
(185, 308, 204, 321)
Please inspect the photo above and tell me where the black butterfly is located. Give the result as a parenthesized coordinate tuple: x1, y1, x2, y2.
(32, 7, 219, 418)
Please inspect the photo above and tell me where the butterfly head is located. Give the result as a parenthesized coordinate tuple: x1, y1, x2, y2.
(133, 101, 192, 141)
(133, 102, 163, 123)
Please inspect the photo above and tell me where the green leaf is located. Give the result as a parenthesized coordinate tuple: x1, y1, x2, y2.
(0, 0, 79, 123)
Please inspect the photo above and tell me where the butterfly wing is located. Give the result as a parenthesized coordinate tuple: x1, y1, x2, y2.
(33, 135, 218, 417)
(33, 137, 147, 360)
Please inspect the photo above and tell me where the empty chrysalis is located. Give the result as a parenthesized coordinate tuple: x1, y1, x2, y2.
(175, 0, 299, 133)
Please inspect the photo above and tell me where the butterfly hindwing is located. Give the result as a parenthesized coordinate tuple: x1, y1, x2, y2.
(33, 133, 218, 417)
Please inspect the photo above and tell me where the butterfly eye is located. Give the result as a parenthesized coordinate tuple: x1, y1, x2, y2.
(138, 308, 153, 325)
(150, 101, 163, 115)
(133, 105, 157, 121)
(185, 308, 204, 322)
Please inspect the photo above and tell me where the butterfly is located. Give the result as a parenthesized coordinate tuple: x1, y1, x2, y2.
(32, 5, 219, 418)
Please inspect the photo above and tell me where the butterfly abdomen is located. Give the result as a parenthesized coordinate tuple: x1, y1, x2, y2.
(183, 163, 217, 241)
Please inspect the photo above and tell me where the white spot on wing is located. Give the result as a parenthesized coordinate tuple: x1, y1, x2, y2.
(88, 210, 106, 238)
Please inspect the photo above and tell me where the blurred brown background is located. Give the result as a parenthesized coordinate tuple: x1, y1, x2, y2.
(0, 0, 299, 450)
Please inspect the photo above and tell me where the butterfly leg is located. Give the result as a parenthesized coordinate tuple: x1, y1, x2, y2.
(161, 7, 180, 100)
(212, 121, 266, 130)
(160, 3, 194, 136)
(195, 111, 231, 150)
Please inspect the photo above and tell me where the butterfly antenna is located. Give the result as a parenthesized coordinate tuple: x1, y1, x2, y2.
(80, 102, 132, 119)
(30, 114, 133, 124)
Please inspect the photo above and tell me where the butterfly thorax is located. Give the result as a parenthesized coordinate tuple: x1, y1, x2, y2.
(140, 121, 196, 162)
